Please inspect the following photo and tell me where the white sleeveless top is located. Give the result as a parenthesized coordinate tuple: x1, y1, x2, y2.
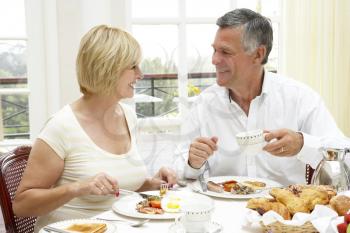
(34, 103, 148, 232)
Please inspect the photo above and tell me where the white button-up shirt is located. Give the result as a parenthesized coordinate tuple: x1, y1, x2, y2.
(174, 71, 349, 185)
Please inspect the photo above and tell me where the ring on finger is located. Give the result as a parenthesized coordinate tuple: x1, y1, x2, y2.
(100, 186, 105, 191)
(280, 147, 285, 153)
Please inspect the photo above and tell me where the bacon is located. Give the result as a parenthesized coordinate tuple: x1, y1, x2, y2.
(137, 206, 164, 214)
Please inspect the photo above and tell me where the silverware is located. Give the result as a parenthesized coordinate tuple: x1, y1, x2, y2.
(119, 189, 153, 199)
(96, 218, 149, 227)
(198, 161, 210, 192)
(176, 179, 187, 187)
(42, 225, 70, 233)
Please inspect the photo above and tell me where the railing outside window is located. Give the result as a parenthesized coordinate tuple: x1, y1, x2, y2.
(136, 72, 216, 118)
(0, 77, 29, 140)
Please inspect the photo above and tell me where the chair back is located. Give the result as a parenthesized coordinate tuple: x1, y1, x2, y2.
(0, 145, 36, 233)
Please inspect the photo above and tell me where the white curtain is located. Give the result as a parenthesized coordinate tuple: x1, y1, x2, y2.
(281, 0, 350, 136)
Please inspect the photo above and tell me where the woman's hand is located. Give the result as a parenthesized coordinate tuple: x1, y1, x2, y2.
(71, 172, 119, 196)
(151, 167, 177, 189)
(138, 167, 178, 191)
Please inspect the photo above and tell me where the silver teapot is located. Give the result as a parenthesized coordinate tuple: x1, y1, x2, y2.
(311, 147, 350, 192)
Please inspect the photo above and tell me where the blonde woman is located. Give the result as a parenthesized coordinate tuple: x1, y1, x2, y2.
(13, 25, 177, 232)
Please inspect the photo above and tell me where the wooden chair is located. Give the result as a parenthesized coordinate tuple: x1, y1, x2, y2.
(0, 145, 36, 233)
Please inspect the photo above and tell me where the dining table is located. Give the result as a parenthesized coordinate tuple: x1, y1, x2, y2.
(93, 182, 262, 233)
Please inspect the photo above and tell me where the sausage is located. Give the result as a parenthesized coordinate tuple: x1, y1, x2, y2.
(207, 181, 224, 193)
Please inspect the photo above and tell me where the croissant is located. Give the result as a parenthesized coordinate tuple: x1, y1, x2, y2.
(269, 188, 310, 215)
(330, 195, 350, 216)
(288, 184, 337, 200)
(247, 198, 291, 220)
(299, 188, 329, 211)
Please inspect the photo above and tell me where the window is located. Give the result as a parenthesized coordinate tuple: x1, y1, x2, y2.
(131, 0, 281, 131)
(0, 0, 29, 140)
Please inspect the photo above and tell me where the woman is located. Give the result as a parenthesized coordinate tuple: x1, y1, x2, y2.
(13, 25, 177, 232)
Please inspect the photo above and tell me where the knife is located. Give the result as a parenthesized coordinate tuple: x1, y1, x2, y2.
(42, 225, 70, 233)
(119, 189, 155, 199)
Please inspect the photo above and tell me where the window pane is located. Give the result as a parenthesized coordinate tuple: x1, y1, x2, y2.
(236, 0, 279, 17)
(265, 22, 279, 72)
(0, 40, 27, 83)
(187, 24, 216, 73)
(237, 0, 258, 11)
(132, 25, 179, 118)
(0, 0, 26, 37)
(186, 0, 230, 18)
(132, 0, 178, 18)
(261, 0, 280, 17)
(187, 24, 216, 97)
(0, 0, 28, 140)
(0, 93, 29, 139)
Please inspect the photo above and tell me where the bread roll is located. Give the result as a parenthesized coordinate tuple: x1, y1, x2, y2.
(330, 195, 350, 216)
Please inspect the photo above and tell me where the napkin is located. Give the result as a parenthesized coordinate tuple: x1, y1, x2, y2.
(244, 205, 338, 233)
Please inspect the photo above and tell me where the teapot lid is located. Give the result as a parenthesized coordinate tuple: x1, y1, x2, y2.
(321, 147, 350, 152)
(321, 147, 350, 161)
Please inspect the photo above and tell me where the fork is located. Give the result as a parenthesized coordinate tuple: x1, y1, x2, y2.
(96, 218, 149, 227)
(198, 161, 210, 192)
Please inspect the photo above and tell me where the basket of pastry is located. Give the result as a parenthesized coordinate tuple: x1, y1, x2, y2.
(245, 184, 350, 233)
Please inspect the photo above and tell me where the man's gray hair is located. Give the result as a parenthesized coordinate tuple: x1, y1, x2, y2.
(216, 8, 273, 64)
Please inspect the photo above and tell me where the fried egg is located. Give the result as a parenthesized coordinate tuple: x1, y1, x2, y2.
(161, 195, 182, 213)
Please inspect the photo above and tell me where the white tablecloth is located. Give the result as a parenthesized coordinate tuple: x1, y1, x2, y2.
(94, 186, 262, 233)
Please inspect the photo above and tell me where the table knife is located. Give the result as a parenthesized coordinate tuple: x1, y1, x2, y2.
(119, 189, 154, 199)
(42, 225, 70, 233)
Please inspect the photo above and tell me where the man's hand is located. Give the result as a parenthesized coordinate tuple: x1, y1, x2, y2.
(188, 136, 218, 169)
(263, 129, 303, 156)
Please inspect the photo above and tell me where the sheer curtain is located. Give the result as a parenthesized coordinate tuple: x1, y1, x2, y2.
(281, 0, 350, 136)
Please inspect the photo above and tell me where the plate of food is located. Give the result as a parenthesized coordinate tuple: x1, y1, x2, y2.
(191, 176, 282, 199)
(112, 191, 189, 219)
(40, 218, 115, 233)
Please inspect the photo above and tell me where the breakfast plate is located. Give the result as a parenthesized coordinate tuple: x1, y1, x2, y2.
(39, 218, 115, 233)
(191, 176, 282, 199)
(112, 191, 188, 220)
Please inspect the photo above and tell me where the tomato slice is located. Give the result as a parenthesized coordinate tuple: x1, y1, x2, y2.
(149, 200, 161, 209)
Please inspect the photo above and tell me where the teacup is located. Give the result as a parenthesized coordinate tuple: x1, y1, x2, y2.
(236, 129, 267, 155)
(176, 195, 214, 233)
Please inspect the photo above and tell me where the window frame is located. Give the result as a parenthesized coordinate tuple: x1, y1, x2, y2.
(0, 11, 30, 143)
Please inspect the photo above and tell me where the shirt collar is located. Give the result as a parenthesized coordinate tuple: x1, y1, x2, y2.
(261, 70, 273, 97)
(228, 69, 272, 102)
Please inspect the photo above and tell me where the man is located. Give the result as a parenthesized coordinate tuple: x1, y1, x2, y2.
(174, 8, 349, 185)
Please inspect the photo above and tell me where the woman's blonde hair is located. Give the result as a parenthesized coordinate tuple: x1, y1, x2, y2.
(76, 25, 141, 96)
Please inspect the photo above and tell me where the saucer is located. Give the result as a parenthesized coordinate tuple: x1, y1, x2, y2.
(168, 221, 222, 233)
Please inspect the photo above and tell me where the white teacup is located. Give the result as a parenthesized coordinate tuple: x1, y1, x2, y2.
(236, 129, 267, 155)
(176, 195, 214, 233)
